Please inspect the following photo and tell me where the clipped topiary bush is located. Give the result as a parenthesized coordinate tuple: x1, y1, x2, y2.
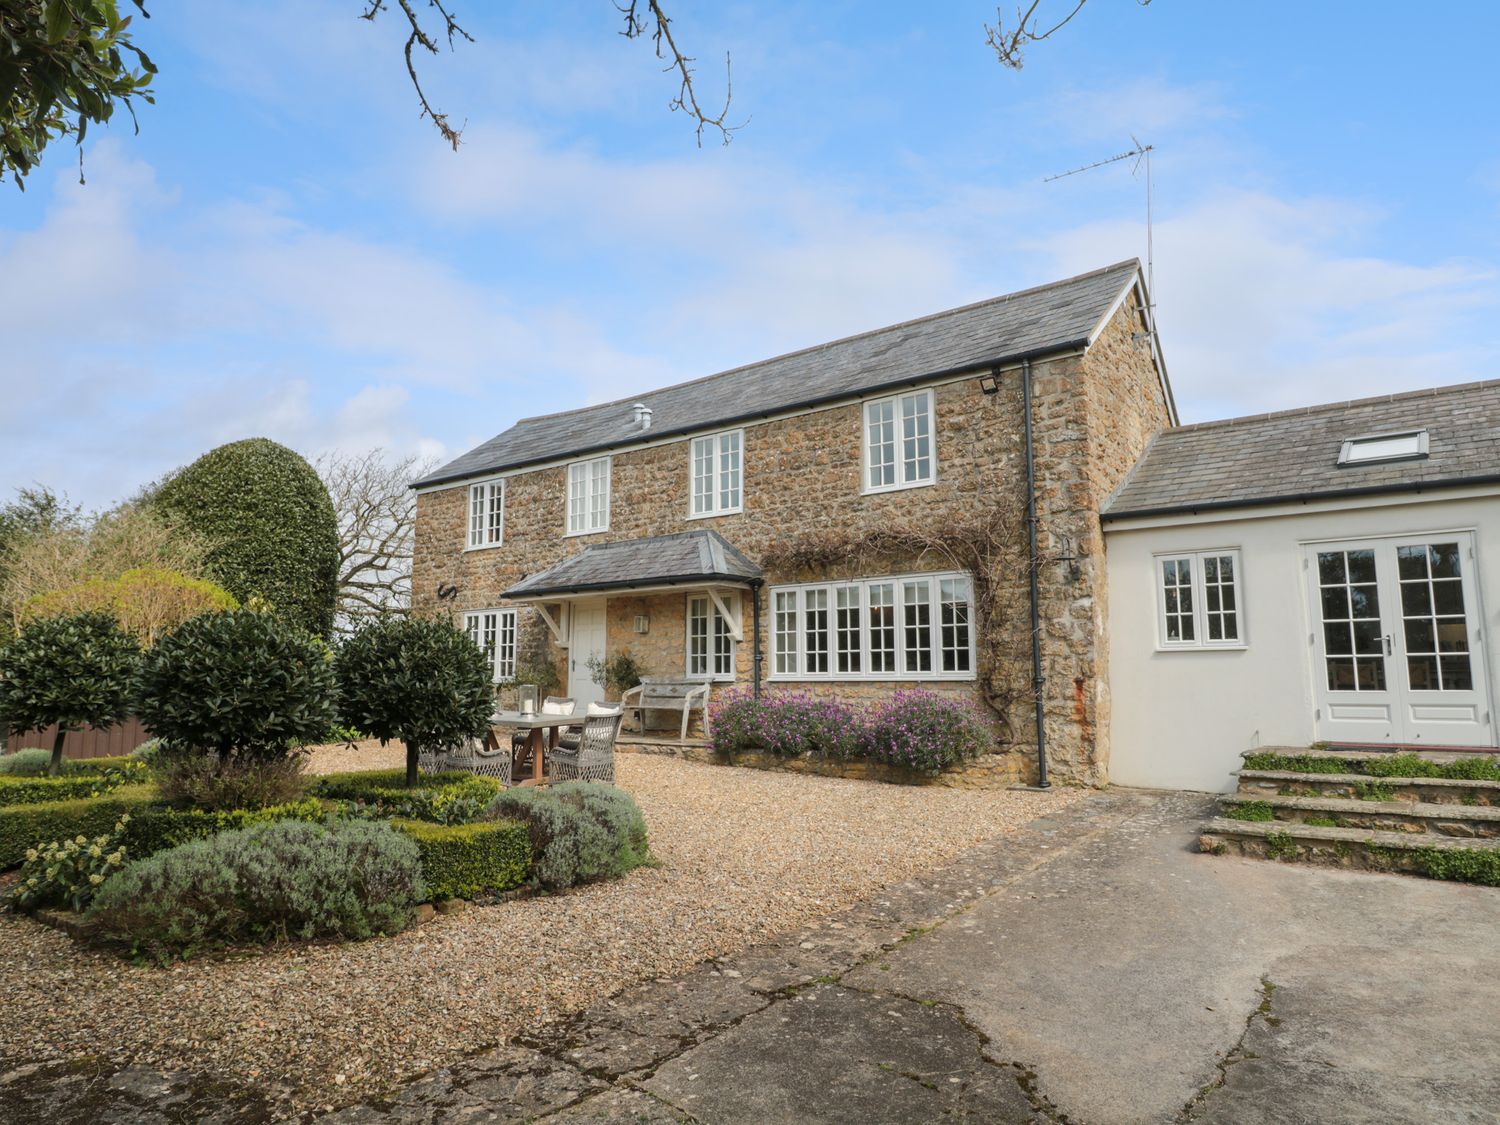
(484, 781, 649, 891)
(334, 615, 494, 787)
(0, 785, 160, 869)
(0, 610, 141, 776)
(395, 818, 531, 900)
(150, 439, 339, 638)
(135, 609, 337, 808)
(88, 819, 425, 962)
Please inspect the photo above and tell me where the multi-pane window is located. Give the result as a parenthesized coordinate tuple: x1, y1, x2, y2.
(774, 590, 798, 676)
(566, 457, 610, 535)
(687, 595, 737, 680)
(1157, 550, 1243, 649)
(835, 584, 862, 674)
(1316, 548, 1383, 691)
(464, 609, 517, 682)
(769, 573, 973, 680)
(1397, 542, 1473, 692)
(690, 430, 743, 516)
(864, 390, 934, 491)
(466, 479, 504, 548)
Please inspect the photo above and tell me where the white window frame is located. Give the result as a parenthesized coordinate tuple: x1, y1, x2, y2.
(464, 608, 518, 682)
(768, 571, 975, 682)
(685, 593, 738, 681)
(687, 429, 744, 519)
(465, 477, 505, 550)
(863, 389, 936, 494)
(1337, 429, 1428, 466)
(565, 456, 611, 536)
(1153, 549, 1245, 651)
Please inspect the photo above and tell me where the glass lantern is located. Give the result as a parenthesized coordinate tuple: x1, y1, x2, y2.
(518, 683, 539, 716)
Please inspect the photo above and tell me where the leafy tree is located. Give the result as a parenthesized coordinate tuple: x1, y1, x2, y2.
(150, 438, 341, 639)
(0, 609, 140, 775)
(135, 608, 337, 762)
(22, 565, 238, 646)
(335, 615, 493, 787)
(0, 0, 156, 188)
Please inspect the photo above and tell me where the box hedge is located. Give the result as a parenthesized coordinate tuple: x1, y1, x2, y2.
(310, 768, 482, 798)
(120, 798, 328, 858)
(0, 756, 148, 805)
(394, 818, 531, 901)
(0, 784, 160, 868)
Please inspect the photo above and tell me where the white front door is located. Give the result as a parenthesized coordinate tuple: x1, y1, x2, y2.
(1307, 533, 1492, 746)
(568, 599, 608, 710)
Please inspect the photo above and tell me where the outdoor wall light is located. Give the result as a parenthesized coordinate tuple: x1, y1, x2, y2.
(634, 615, 650, 634)
(977, 372, 999, 396)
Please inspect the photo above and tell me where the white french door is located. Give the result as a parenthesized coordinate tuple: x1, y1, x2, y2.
(1306, 533, 1492, 746)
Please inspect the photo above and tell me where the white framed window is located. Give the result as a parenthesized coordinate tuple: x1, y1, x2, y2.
(1338, 429, 1428, 466)
(466, 478, 505, 549)
(566, 456, 611, 535)
(864, 390, 935, 492)
(769, 572, 974, 681)
(686, 594, 737, 680)
(464, 608, 518, 681)
(689, 430, 743, 517)
(1155, 550, 1243, 649)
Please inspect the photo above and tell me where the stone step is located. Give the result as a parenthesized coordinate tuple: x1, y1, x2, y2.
(1198, 816, 1500, 878)
(1236, 769, 1500, 807)
(1220, 792, 1500, 838)
(1243, 745, 1500, 766)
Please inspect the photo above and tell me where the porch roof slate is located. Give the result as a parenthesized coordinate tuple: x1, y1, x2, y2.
(414, 260, 1144, 489)
(1103, 379, 1500, 520)
(503, 530, 762, 599)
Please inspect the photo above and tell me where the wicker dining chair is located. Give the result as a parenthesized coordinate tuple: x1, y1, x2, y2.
(546, 707, 623, 783)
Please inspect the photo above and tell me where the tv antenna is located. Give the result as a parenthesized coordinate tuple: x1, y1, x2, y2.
(1045, 136, 1155, 306)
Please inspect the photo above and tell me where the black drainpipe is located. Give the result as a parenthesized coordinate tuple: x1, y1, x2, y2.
(751, 578, 764, 699)
(1021, 358, 1051, 788)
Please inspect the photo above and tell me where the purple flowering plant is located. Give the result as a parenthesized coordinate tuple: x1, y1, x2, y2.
(861, 689, 990, 772)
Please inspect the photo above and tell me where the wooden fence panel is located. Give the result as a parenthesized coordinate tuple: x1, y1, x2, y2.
(5, 717, 150, 760)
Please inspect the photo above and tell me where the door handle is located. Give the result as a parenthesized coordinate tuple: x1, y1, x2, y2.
(1383, 635, 1393, 657)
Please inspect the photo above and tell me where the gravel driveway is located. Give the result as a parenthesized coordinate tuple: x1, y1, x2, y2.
(0, 752, 1079, 1113)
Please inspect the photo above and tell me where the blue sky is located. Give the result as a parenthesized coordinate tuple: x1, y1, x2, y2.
(3, 1, 1497, 508)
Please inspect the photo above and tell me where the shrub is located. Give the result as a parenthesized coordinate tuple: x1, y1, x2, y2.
(88, 819, 424, 962)
(136, 609, 337, 763)
(0, 785, 160, 868)
(1241, 752, 1351, 775)
(332, 777, 503, 825)
(1224, 800, 1276, 822)
(149, 439, 340, 638)
(1415, 845, 1500, 887)
(0, 748, 53, 775)
(395, 818, 531, 900)
(21, 567, 238, 647)
(10, 814, 131, 912)
(861, 690, 991, 772)
(710, 689, 864, 759)
(129, 737, 164, 766)
(120, 797, 327, 859)
(0, 610, 140, 776)
(586, 650, 644, 695)
(334, 616, 494, 787)
(0, 771, 134, 805)
(310, 767, 482, 799)
(512, 657, 563, 700)
(154, 751, 308, 812)
(484, 782, 650, 891)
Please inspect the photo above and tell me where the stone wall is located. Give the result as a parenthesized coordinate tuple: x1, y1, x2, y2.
(412, 291, 1170, 785)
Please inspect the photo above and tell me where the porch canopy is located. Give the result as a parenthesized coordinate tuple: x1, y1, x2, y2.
(503, 530, 762, 643)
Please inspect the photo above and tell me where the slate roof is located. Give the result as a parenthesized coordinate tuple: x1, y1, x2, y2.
(415, 260, 1145, 488)
(504, 530, 763, 598)
(1103, 380, 1500, 520)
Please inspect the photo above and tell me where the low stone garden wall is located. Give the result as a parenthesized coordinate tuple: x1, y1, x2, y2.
(619, 740, 1034, 789)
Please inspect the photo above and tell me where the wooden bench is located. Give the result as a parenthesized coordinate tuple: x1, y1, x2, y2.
(619, 678, 711, 739)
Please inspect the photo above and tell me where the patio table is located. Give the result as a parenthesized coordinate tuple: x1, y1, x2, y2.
(488, 710, 578, 786)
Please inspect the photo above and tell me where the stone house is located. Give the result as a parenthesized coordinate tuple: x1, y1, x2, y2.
(411, 260, 1174, 785)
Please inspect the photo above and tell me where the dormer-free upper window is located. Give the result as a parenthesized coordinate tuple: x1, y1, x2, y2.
(566, 456, 610, 535)
(466, 478, 504, 549)
(865, 390, 935, 492)
(1338, 429, 1429, 466)
(690, 430, 742, 517)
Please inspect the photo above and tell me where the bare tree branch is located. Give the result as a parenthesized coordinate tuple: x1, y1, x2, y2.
(986, 0, 1150, 69)
(317, 449, 437, 636)
(617, 1, 741, 146)
(360, 0, 473, 149)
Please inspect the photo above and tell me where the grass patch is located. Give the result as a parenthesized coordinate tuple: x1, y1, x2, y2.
(1224, 800, 1276, 822)
(1245, 751, 1500, 782)
(1353, 781, 1396, 802)
(1304, 814, 1341, 828)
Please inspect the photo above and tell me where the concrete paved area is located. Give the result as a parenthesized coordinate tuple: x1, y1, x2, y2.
(5, 788, 1498, 1123)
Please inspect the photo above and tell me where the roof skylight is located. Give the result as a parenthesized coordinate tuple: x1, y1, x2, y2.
(1337, 429, 1429, 466)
